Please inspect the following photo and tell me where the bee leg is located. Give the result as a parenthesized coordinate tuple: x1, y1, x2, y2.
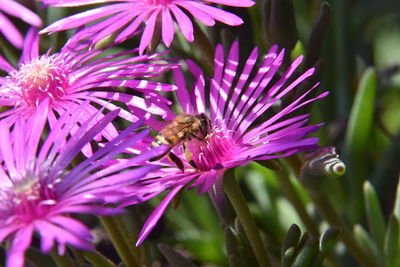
(149, 145, 169, 162)
(183, 142, 198, 169)
(168, 152, 185, 172)
(189, 133, 206, 142)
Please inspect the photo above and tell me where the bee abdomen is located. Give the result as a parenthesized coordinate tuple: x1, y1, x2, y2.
(151, 135, 174, 148)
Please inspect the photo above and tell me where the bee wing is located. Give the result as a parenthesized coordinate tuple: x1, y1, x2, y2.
(144, 120, 173, 131)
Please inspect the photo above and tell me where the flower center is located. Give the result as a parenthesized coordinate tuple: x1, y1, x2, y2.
(3, 54, 70, 106)
(3, 172, 57, 223)
(186, 128, 235, 172)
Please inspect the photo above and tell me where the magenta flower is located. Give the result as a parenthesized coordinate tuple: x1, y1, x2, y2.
(0, 29, 176, 152)
(0, 100, 165, 267)
(0, 0, 42, 48)
(121, 41, 329, 245)
(39, 0, 255, 54)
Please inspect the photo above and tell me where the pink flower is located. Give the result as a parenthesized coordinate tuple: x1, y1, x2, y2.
(0, 100, 166, 267)
(120, 41, 329, 245)
(0, 29, 176, 153)
(0, 0, 42, 48)
(39, 0, 255, 54)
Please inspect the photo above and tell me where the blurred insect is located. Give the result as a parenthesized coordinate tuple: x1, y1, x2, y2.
(149, 113, 211, 171)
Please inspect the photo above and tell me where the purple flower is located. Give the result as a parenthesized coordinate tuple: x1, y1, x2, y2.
(0, 29, 176, 153)
(39, 0, 255, 54)
(121, 41, 329, 245)
(0, 100, 165, 267)
(0, 0, 42, 48)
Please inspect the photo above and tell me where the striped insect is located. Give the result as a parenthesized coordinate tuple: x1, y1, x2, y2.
(149, 113, 211, 171)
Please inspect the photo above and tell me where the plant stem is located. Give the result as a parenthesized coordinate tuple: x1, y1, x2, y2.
(99, 216, 139, 267)
(51, 248, 75, 267)
(223, 168, 272, 267)
(82, 250, 117, 267)
(276, 169, 320, 236)
(111, 215, 141, 263)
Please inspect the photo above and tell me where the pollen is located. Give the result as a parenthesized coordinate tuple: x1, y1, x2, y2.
(3, 54, 70, 106)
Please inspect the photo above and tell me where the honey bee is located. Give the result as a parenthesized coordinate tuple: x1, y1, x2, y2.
(149, 113, 211, 171)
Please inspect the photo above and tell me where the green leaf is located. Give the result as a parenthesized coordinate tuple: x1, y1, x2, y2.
(282, 224, 301, 258)
(353, 224, 381, 259)
(81, 250, 116, 267)
(158, 244, 197, 267)
(344, 51, 377, 156)
(292, 237, 319, 267)
(315, 227, 341, 266)
(319, 227, 341, 254)
(282, 247, 297, 267)
(363, 181, 387, 251)
(393, 180, 400, 218)
(384, 216, 400, 267)
(343, 67, 377, 223)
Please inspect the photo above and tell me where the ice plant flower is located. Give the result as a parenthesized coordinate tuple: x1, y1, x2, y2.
(121, 41, 329, 245)
(39, 0, 255, 54)
(0, 100, 166, 267)
(0, 0, 41, 48)
(0, 28, 176, 147)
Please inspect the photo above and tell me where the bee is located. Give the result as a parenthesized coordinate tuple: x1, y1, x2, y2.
(149, 113, 211, 171)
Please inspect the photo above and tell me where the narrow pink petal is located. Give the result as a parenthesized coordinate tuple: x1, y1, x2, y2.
(136, 185, 185, 246)
(187, 60, 206, 114)
(50, 216, 92, 241)
(85, 91, 170, 117)
(198, 170, 222, 194)
(12, 118, 27, 176)
(42, 0, 124, 7)
(216, 41, 239, 122)
(237, 69, 318, 134)
(40, 4, 127, 34)
(210, 44, 224, 119)
(169, 5, 194, 42)
(1, 0, 42, 26)
(35, 220, 92, 251)
(173, 68, 193, 114)
(139, 9, 161, 55)
(34, 220, 55, 252)
(0, 122, 16, 179)
(224, 46, 260, 124)
(115, 10, 149, 43)
(188, 2, 244, 26)
(176, 2, 215, 26)
(0, 224, 20, 243)
(0, 12, 23, 48)
(89, 11, 137, 45)
(231, 48, 284, 131)
(20, 28, 40, 69)
(0, 54, 15, 73)
(7, 224, 34, 267)
(161, 8, 175, 47)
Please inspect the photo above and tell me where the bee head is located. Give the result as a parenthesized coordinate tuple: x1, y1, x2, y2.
(196, 113, 211, 137)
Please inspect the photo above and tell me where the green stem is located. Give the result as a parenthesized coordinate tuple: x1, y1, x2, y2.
(51, 248, 75, 267)
(111, 215, 141, 263)
(223, 169, 272, 267)
(82, 250, 117, 267)
(276, 169, 320, 237)
(99, 216, 139, 267)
